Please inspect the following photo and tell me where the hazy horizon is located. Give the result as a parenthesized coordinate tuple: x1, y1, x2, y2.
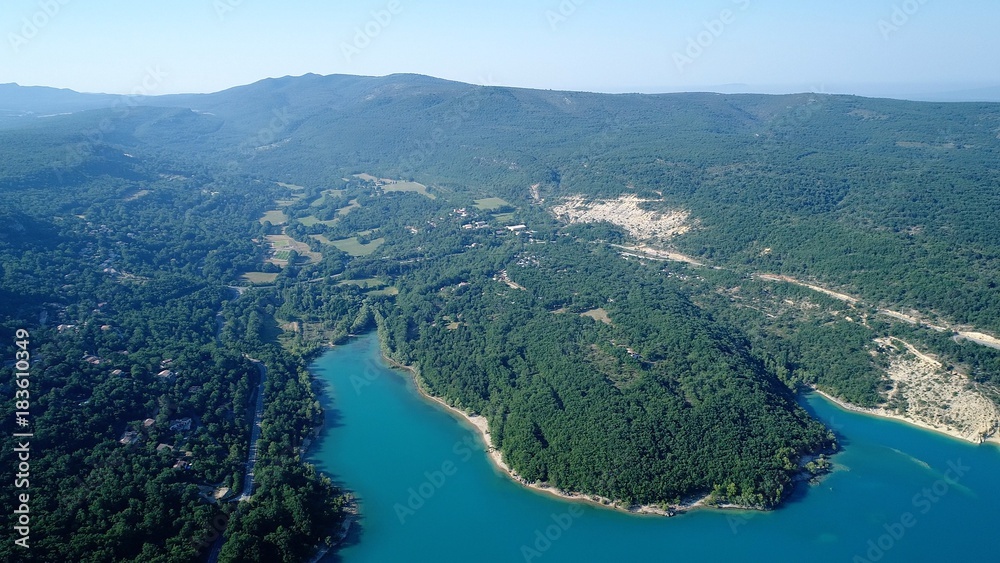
(4, 0, 1000, 102)
(6, 73, 1000, 105)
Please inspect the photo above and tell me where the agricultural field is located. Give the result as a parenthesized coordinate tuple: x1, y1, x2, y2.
(492, 213, 517, 224)
(367, 286, 400, 297)
(299, 216, 338, 227)
(329, 236, 385, 257)
(266, 234, 322, 264)
(274, 182, 309, 206)
(474, 197, 509, 211)
(241, 272, 280, 285)
(337, 199, 361, 216)
(383, 181, 435, 199)
(310, 189, 346, 207)
(338, 278, 386, 289)
(259, 209, 288, 225)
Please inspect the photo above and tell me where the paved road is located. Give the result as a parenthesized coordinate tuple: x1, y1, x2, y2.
(238, 359, 267, 501)
(206, 358, 267, 562)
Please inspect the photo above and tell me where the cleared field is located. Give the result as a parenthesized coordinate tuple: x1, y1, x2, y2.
(492, 213, 517, 223)
(275, 196, 306, 207)
(310, 189, 346, 207)
(241, 272, 279, 285)
(274, 183, 308, 206)
(337, 199, 361, 216)
(300, 216, 338, 227)
(329, 237, 386, 257)
(367, 287, 399, 297)
(384, 181, 435, 199)
(265, 234, 321, 264)
(474, 197, 509, 211)
(338, 278, 386, 289)
(260, 210, 288, 225)
(581, 308, 613, 325)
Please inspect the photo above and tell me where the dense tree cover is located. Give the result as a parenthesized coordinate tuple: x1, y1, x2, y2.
(362, 238, 835, 507)
(3, 75, 1000, 557)
(10, 77, 998, 334)
(0, 155, 344, 561)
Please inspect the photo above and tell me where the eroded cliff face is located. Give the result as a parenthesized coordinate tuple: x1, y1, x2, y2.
(870, 337, 1000, 444)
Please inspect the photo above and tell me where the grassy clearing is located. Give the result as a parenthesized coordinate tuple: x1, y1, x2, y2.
(581, 308, 613, 325)
(337, 199, 361, 216)
(241, 272, 279, 285)
(367, 287, 399, 297)
(310, 189, 347, 207)
(274, 183, 308, 207)
(329, 237, 386, 257)
(384, 181, 435, 199)
(338, 278, 386, 289)
(474, 197, 509, 211)
(492, 213, 517, 223)
(275, 191, 308, 207)
(260, 210, 288, 225)
(300, 216, 338, 227)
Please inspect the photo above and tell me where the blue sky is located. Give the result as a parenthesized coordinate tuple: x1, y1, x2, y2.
(3, 0, 999, 98)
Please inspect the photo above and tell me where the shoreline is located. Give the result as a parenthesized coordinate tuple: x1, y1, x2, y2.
(809, 387, 1000, 447)
(378, 351, 765, 517)
(304, 340, 361, 563)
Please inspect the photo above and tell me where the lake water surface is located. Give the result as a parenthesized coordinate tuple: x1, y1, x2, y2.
(309, 334, 1000, 563)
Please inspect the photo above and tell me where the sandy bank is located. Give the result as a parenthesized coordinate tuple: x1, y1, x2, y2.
(810, 387, 1000, 447)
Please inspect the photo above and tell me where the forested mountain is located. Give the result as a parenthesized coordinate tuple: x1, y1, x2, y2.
(2, 74, 999, 560)
(8, 73, 999, 331)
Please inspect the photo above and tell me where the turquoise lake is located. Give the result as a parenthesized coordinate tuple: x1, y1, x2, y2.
(309, 334, 1000, 563)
